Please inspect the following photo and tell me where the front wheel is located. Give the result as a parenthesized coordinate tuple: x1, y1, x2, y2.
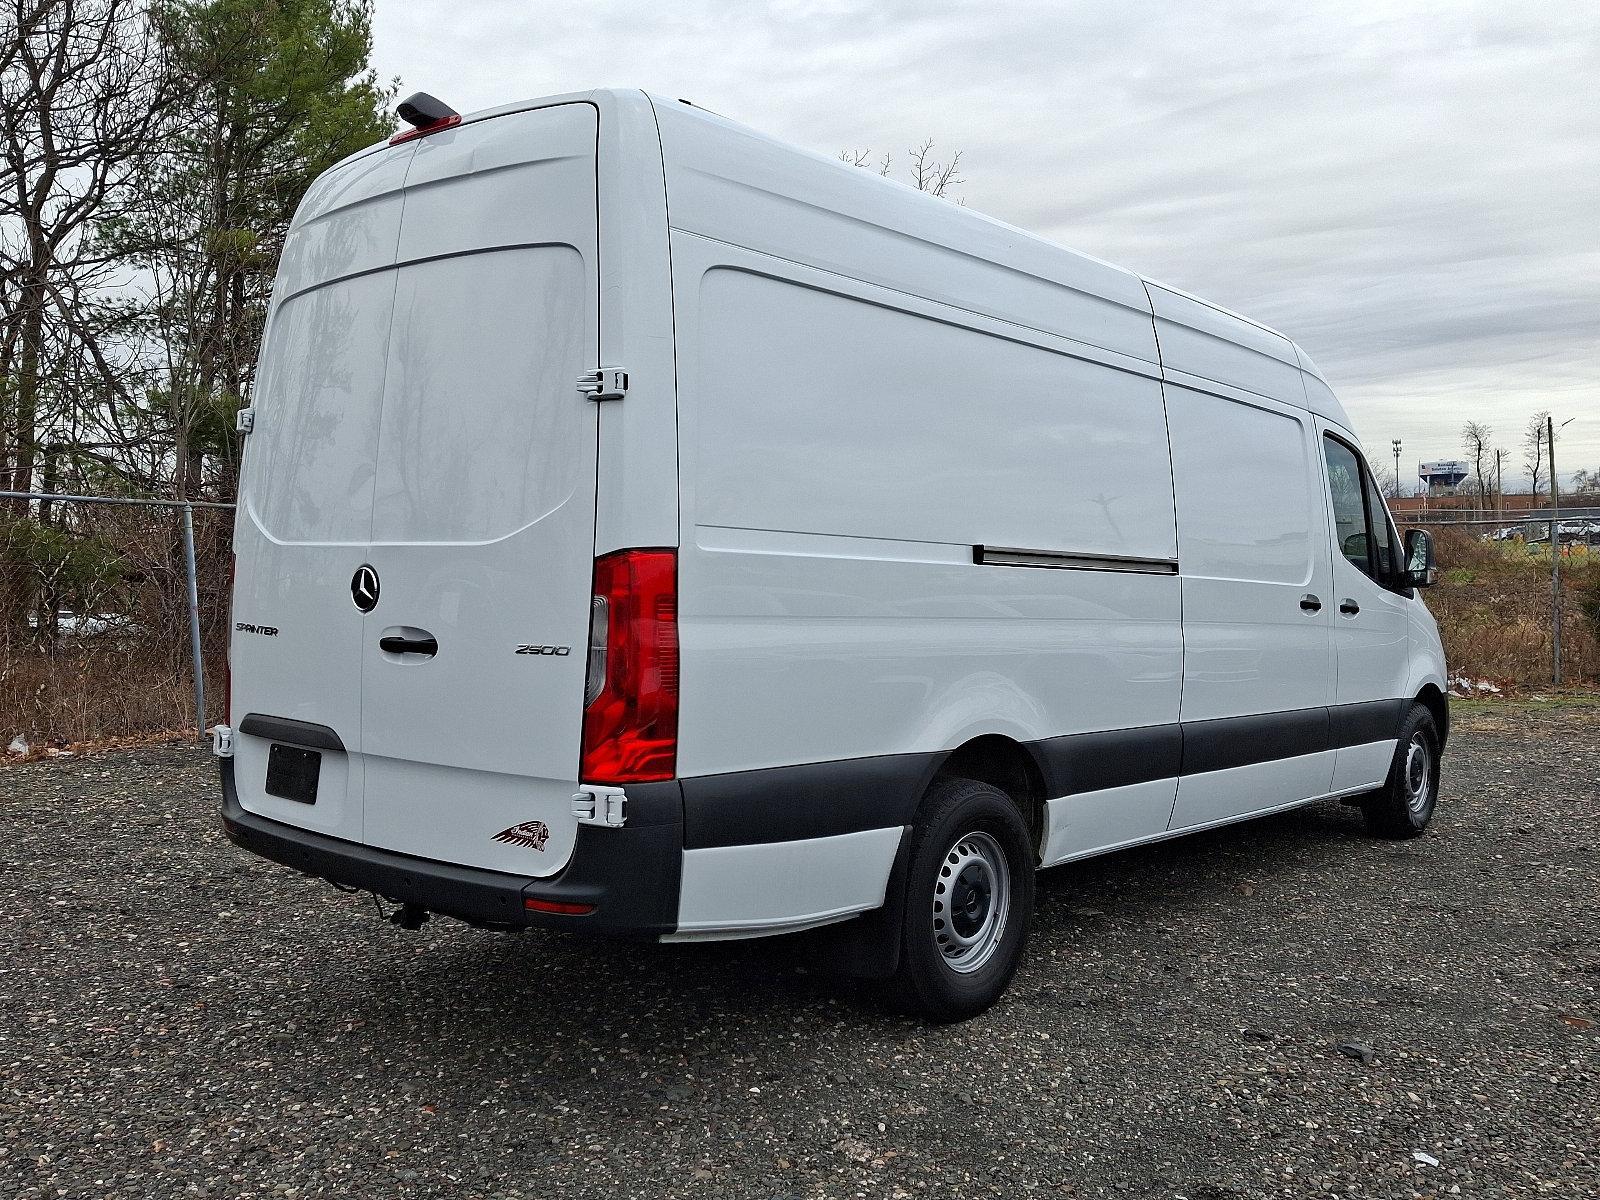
(1361, 704, 1441, 839)
(886, 777, 1035, 1022)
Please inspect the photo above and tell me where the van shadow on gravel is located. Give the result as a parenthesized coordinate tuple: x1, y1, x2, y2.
(339, 790, 1389, 1044)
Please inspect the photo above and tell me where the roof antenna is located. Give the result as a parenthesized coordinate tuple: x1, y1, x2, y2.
(391, 92, 461, 145)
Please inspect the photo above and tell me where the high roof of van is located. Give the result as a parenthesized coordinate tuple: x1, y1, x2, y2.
(329, 87, 1353, 433)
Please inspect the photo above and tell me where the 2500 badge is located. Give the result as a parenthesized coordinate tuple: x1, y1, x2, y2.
(515, 644, 570, 656)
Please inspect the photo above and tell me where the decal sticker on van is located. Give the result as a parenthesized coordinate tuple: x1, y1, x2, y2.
(492, 820, 551, 851)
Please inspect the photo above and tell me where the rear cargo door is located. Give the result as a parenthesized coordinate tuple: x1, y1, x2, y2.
(355, 104, 600, 878)
(229, 144, 415, 841)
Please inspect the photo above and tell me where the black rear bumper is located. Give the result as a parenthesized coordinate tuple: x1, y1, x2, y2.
(219, 759, 683, 937)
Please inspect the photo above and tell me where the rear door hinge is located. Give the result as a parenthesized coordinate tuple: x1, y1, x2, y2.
(577, 367, 628, 401)
(572, 784, 626, 827)
(235, 407, 255, 434)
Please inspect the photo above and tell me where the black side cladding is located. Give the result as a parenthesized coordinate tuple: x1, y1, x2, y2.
(1181, 707, 1333, 776)
(680, 698, 1416, 848)
(680, 752, 943, 850)
(1032, 724, 1184, 796)
(1328, 698, 1411, 749)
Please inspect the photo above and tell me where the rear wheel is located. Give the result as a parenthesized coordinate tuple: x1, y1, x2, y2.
(886, 777, 1034, 1021)
(1361, 704, 1440, 839)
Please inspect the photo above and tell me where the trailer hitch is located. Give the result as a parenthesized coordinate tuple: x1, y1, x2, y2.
(388, 901, 431, 931)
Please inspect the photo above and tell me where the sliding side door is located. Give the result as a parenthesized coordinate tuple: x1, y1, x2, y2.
(1167, 380, 1337, 828)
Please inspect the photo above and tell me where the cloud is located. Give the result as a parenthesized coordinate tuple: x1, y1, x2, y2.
(372, 1, 1600, 481)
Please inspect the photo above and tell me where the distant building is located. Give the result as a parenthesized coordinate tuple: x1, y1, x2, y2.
(1418, 460, 1469, 493)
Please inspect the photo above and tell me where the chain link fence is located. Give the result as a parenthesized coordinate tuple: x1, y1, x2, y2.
(1405, 509, 1600, 689)
(1, 492, 233, 755)
(2, 494, 1597, 758)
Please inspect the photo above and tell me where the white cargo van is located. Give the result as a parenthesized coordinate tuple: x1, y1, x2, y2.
(216, 88, 1448, 1020)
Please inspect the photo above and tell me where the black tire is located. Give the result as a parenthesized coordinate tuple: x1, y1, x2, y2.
(885, 776, 1035, 1022)
(1361, 704, 1441, 839)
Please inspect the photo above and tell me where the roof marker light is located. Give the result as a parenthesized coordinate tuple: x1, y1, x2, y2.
(390, 91, 461, 145)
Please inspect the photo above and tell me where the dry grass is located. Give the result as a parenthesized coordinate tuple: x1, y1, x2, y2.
(2, 503, 230, 755)
(1450, 693, 1600, 736)
(0, 647, 224, 756)
(1422, 527, 1600, 688)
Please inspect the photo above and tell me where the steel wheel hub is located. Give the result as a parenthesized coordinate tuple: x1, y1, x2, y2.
(931, 831, 1010, 974)
(1404, 733, 1431, 815)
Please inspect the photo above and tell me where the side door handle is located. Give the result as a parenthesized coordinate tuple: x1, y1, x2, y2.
(379, 634, 439, 657)
(1338, 599, 1360, 616)
(1299, 594, 1322, 612)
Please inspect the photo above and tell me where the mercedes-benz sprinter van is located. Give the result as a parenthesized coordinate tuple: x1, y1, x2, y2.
(216, 89, 1448, 1020)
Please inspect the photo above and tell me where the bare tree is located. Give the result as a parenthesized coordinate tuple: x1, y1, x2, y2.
(906, 139, 964, 198)
(839, 147, 891, 176)
(1368, 458, 1400, 500)
(0, 0, 172, 506)
(1461, 421, 1494, 505)
(841, 138, 965, 199)
(1523, 410, 1552, 502)
(128, 0, 392, 502)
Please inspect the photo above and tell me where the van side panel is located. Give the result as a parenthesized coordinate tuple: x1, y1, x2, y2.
(673, 827, 907, 940)
(593, 90, 680, 555)
(672, 234, 1180, 775)
(659, 233, 1182, 930)
(1146, 284, 1305, 402)
(692, 264, 1175, 563)
(651, 101, 1158, 367)
(1165, 378, 1335, 717)
(653, 99, 1185, 933)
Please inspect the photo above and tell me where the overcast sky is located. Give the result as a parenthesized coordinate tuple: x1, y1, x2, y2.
(371, 1, 1599, 490)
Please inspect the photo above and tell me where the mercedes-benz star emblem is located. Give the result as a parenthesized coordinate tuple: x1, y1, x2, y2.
(351, 564, 380, 613)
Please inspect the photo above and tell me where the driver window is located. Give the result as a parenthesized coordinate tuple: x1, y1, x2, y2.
(1322, 436, 1370, 576)
(1363, 469, 1397, 581)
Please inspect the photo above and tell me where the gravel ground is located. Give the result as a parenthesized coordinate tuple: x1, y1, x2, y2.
(1, 702, 1596, 1199)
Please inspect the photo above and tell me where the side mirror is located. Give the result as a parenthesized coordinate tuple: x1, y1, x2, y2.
(1403, 528, 1437, 587)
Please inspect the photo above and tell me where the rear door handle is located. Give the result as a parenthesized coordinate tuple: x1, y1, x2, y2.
(1338, 599, 1360, 616)
(1299, 594, 1322, 613)
(379, 634, 439, 657)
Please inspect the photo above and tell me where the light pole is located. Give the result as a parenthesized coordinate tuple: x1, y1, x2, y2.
(1391, 439, 1402, 499)
(1551, 415, 1575, 688)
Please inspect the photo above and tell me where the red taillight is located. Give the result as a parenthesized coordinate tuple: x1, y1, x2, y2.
(579, 548, 678, 784)
(524, 897, 596, 916)
(388, 113, 461, 145)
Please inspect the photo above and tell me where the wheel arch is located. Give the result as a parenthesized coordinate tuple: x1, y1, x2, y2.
(930, 734, 1048, 859)
(1414, 683, 1450, 750)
